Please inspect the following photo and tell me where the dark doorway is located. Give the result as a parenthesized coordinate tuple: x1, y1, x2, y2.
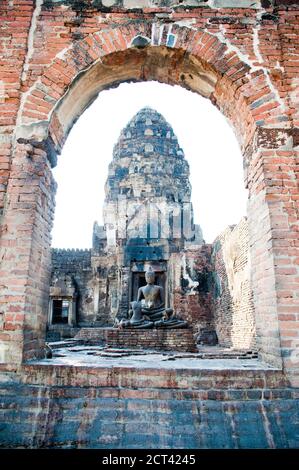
(52, 299, 70, 324)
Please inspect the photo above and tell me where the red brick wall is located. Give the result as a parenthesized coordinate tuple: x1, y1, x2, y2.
(0, 1, 298, 384)
(0, 1, 34, 211)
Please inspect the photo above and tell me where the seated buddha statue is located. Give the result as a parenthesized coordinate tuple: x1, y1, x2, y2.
(118, 268, 188, 329)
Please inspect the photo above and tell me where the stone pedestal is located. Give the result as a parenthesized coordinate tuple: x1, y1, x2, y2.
(106, 328, 197, 352)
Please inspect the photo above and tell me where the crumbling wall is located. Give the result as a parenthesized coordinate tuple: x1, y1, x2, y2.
(212, 217, 256, 350)
(51, 249, 118, 326)
(51, 249, 93, 324)
(169, 245, 215, 344)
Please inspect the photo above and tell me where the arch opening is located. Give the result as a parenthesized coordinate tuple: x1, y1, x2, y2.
(49, 75, 255, 354)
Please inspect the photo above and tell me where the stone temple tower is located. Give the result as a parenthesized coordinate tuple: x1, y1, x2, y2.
(92, 107, 204, 320)
(94, 107, 203, 253)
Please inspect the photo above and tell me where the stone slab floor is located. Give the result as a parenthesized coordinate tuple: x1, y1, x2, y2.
(29, 344, 276, 370)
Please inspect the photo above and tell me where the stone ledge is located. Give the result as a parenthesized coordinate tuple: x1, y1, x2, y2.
(0, 380, 297, 401)
(19, 363, 286, 390)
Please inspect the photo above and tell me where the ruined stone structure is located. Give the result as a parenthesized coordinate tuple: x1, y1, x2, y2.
(47, 108, 256, 350)
(48, 107, 211, 339)
(0, 0, 299, 449)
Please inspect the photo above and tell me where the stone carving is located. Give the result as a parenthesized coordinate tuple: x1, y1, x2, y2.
(117, 268, 188, 329)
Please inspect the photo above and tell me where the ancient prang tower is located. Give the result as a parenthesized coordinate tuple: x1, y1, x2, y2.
(49, 107, 255, 351)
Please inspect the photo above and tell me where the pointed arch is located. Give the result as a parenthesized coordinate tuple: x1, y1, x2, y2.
(16, 21, 288, 162)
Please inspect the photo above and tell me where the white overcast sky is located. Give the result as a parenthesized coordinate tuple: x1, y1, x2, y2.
(51, 81, 248, 248)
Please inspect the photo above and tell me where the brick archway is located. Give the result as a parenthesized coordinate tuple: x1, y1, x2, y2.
(0, 8, 298, 386)
(16, 21, 288, 153)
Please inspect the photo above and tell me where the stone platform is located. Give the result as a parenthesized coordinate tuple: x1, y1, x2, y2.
(74, 327, 197, 352)
(1, 353, 298, 448)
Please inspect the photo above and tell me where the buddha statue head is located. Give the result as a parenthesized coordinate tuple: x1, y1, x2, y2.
(145, 267, 155, 285)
